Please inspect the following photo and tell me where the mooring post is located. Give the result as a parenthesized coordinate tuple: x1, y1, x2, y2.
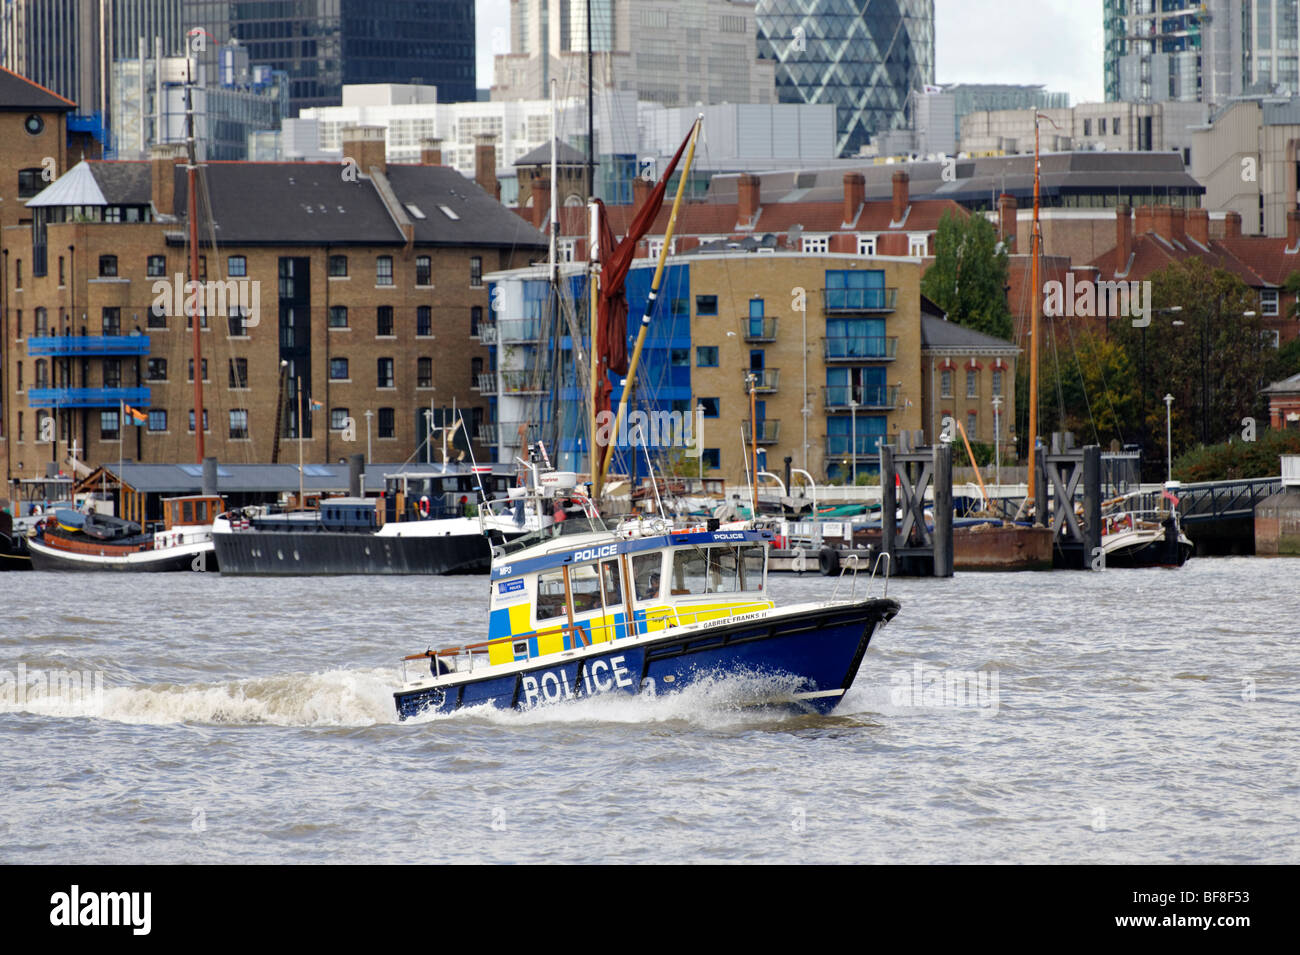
(933, 441, 953, 577)
(201, 456, 218, 497)
(881, 443, 896, 562)
(1034, 441, 1048, 527)
(1083, 444, 1101, 566)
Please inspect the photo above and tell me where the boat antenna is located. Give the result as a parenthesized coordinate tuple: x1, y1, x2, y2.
(635, 417, 667, 521)
(457, 410, 490, 505)
(740, 427, 756, 521)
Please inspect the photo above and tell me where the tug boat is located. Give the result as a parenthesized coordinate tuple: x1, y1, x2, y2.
(26, 495, 222, 572)
(393, 511, 900, 719)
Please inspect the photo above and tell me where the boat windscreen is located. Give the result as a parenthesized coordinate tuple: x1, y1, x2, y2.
(497, 516, 607, 555)
(670, 544, 765, 595)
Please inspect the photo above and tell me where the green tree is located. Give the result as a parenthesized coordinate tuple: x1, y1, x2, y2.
(921, 210, 1012, 341)
(1111, 260, 1266, 460)
(1037, 331, 1139, 445)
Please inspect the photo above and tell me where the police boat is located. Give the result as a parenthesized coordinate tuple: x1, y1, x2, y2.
(393, 509, 900, 719)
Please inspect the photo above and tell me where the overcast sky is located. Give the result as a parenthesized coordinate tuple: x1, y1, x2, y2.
(475, 0, 1104, 104)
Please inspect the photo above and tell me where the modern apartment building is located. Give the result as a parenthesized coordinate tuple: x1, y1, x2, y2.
(485, 252, 1018, 486)
(491, 0, 776, 108)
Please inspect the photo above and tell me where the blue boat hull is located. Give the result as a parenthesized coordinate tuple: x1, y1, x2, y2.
(394, 598, 900, 720)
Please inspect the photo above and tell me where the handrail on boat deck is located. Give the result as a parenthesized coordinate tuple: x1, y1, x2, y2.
(401, 600, 772, 683)
(831, 550, 890, 604)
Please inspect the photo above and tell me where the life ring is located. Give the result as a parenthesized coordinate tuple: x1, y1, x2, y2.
(819, 547, 840, 576)
(418, 496, 430, 519)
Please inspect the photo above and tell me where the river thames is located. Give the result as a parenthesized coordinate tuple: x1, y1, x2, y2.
(1, 558, 1297, 864)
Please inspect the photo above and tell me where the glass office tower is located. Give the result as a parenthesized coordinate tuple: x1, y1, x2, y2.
(756, 0, 935, 157)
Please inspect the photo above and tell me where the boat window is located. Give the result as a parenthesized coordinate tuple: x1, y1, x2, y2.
(632, 553, 662, 600)
(671, 549, 709, 595)
(672, 545, 759, 595)
(600, 559, 622, 607)
(570, 565, 602, 615)
(707, 547, 742, 594)
(740, 545, 765, 591)
(182, 502, 193, 523)
(536, 571, 567, 621)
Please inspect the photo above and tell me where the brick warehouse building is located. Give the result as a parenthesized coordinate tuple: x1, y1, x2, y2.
(3, 114, 545, 488)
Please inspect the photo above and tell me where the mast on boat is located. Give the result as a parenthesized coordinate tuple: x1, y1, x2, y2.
(184, 60, 205, 464)
(1027, 112, 1043, 521)
(595, 118, 703, 492)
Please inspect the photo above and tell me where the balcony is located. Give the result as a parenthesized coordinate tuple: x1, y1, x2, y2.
(825, 434, 884, 458)
(823, 384, 899, 411)
(498, 420, 542, 445)
(744, 369, 780, 392)
(475, 373, 498, 393)
(822, 287, 898, 313)
(27, 386, 151, 409)
(742, 317, 777, 342)
(741, 419, 781, 444)
(500, 370, 547, 394)
(497, 318, 545, 343)
(478, 323, 498, 344)
(476, 424, 499, 445)
(823, 336, 898, 361)
(27, 334, 150, 356)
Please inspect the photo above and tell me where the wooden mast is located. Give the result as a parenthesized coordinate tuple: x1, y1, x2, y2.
(185, 60, 205, 463)
(1028, 113, 1042, 518)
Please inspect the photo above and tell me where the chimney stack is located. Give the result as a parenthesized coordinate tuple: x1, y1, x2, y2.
(891, 170, 909, 223)
(419, 137, 443, 166)
(997, 193, 1018, 250)
(1134, 204, 1154, 237)
(737, 173, 761, 224)
(632, 176, 652, 210)
(1169, 206, 1186, 243)
(1223, 211, 1242, 238)
(532, 174, 551, 230)
(341, 125, 387, 176)
(1288, 210, 1300, 247)
(1115, 203, 1132, 267)
(150, 142, 186, 218)
(1186, 207, 1209, 246)
(842, 172, 864, 226)
(474, 134, 499, 200)
(1152, 204, 1174, 240)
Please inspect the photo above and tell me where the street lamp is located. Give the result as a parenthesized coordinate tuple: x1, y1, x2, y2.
(364, 409, 373, 465)
(991, 394, 1003, 492)
(696, 401, 705, 487)
(1164, 394, 1174, 483)
(848, 398, 859, 486)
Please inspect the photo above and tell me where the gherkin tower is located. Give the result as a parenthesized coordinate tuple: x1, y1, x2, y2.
(756, 0, 935, 157)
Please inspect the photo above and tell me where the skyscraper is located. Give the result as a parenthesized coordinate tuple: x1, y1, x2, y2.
(0, 0, 185, 117)
(185, 0, 476, 114)
(491, 0, 775, 107)
(1105, 1, 1300, 106)
(755, 0, 935, 157)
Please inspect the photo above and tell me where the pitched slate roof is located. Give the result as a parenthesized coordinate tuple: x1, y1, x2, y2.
(514, 139, 585, 167)
(0, 65, 76, 111)
(26, 160, 154, 208)
(1262, 372, 1300, 395)
(921, 314, 1019, 353)
(167, 161, 546, 249)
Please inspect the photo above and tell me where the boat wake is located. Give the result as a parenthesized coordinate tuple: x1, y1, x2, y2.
(0, 667, 398, 727)
(402, 669, 824, 730)
(4, 667, 871, 730)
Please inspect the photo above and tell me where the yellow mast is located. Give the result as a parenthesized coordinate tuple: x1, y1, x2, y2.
(597, 117, 703, 490)
(1028, 113, 1042, 515)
